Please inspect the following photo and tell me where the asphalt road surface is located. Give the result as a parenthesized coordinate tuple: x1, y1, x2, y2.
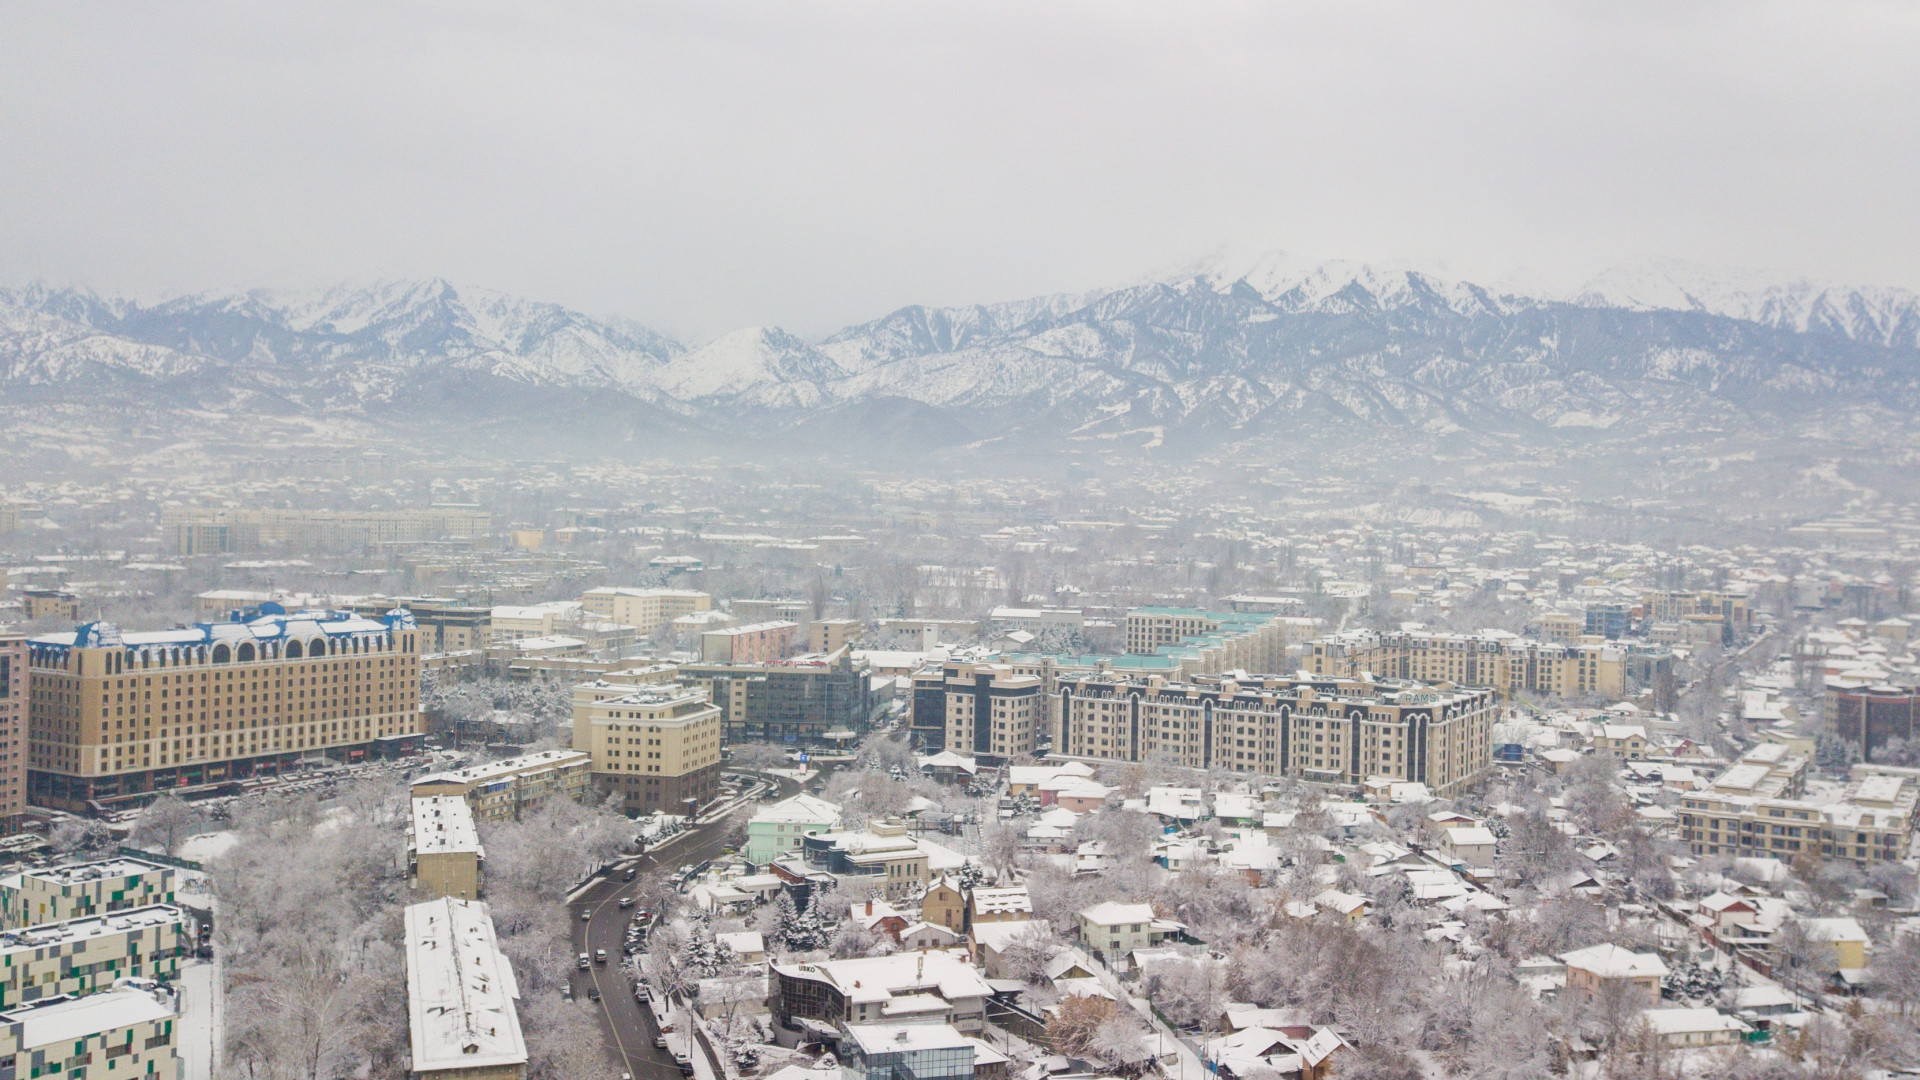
(571, 769, 806, 1080)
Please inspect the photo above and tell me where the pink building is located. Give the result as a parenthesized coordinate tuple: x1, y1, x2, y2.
(700, 621, 799, 664)
(0, 635, 25, 830)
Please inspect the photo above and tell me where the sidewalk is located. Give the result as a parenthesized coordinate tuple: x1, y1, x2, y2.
(177, 957, 222, 1080)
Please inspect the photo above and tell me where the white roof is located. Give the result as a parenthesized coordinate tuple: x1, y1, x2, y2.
(1080, 901, 1157, 927)
(1559, 943, 1669, 979)
(405, 899, 526, 1073)
(1638, 1007, 1748, 1036)
(846, 1022, 976, 1055)
(1445, 826, 1498, 847)
(411, 796, 482, 856)
(2, 987, 174, 1051)
(716, 930, 765, 956)
(752, 793, 843, 826)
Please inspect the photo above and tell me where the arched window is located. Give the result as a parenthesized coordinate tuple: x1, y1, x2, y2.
(212, 644, 231, 664)
(236, 642, 256, 663)
(285, 640, 303, 660)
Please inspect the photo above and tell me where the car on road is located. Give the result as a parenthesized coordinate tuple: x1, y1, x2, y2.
(578, 953, 590, 970)
(634, 983, 651, 1001)
(654, 1035, 668, 1050)
(581, 909, 593, 921)
(624, 867, 637, 881)
(588, 986, 601, 1002)
(619, 896, 634, 908)
(594, 949, 607, 964)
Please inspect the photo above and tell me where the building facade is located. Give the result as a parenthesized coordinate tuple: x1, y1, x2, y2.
(701, 622, 798, 664)
(574, 685, 722, 814)
(25, 610, 425, 812)
(409, 796, 483, 901)
(0, 858, 175, 930)
(679, 651, 872, 745)
(911, 662, 1043, 764)
(580, 588, 713, 634)
(1678, 765, 1919, 864)
(405, 898, 526, 1080)
(1055, 672, 1497, 797)
(411, 750, 592, 823)
(1830, 685, 1920, 760)
(0, 906, 185, 1008)
(0, 636, 24, 832)
(0, 985, 181, 1080)
(161, 507, 491, 554)
(1307, 629, 1625, 699)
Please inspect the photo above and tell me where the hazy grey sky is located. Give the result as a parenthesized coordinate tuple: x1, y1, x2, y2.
(1, 2, 1916, 339)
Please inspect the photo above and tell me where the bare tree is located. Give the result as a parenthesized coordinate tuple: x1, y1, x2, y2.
(131, 792, 203, 856)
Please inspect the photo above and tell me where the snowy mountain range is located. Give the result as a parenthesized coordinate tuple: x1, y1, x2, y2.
(4, 256, 1918, 455)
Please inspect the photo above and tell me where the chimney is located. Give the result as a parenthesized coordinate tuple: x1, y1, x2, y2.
(865, 900, 873, 916)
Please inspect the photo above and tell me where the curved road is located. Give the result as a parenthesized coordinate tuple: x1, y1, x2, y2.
(570, 769, 807, 1080)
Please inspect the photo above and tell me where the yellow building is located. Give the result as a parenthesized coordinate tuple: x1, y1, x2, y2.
(928, 662, 1044, 763)
(579, 588, 712, 634)
(409, 796, 483, 901)
(1679, 764, 1918, 864)
(808, 619, 864, 654)
(0, 905, 186, 1008)
(410, 750, 592, 824)
(405, 899, 526, 1080)
(0, 858, 175, 930)
(0, 985, 181, 1080)
(25, 611, 425, 812)
(575, 685, 722, 815)
(1307, 629, 1625, 699)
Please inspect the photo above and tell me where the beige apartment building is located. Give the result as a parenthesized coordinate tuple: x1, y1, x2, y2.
(0, 985, 181, 1080)
(1055, 672, 1497, 797)
(1643, 589, 1751, 642)
(25, 611, 425, 812)
(406, 898, 526, 1080)
(1679, 764, 1919, 864)
(808, 619, 865, 653)
(574, 684, 722, 814)
(580, 588, 713, 634)
(0, 905, 186, 1009)
(911, 662, 1044, 763)
(409, 796, 483, 901)
(1307, 629, 1625, 699)
(161, 507, 491, 555)
(0, 858, 175, 930)
(411, 750, 592, 823)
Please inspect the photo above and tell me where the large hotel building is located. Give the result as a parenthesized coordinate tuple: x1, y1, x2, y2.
(25, 608, 425, 811)
(1056, 672, 1497, 796)
(572, 683, 722, 815)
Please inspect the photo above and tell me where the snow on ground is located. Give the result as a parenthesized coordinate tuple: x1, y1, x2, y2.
(177, 958, 222, 1080)
(177, 830, 238, 864)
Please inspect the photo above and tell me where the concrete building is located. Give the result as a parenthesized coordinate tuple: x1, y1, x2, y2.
(1643, 589, 1751, 643)
(409, 796, 483, 901)
(0, 858, 175, 930)
(1307, 629, 1625, 699)
(161, 507, 491, 554)
(580, 588, 713, 634)
(0, 905, 186, 1008)
(1559, 944, 1668, 1007)
(357, 599, 491, 655)
(809, 619, 865, 654)
(799, 823, 931, 900)
(20, 591, 80, 622)
(1679, 764, 1919, 864)
(1830, 685, 1920, 760)
(25, 609, 425, 812)
(701, 622, 798, 664)
(405, 898, 526, 1080)
(771, 950, 993, 1035)
(1055, 672, 1497, 797)
(911, 661, 1044, 763)
(0, 984, 182, 1080)
(0, 635, 25, 831)
(1123, 608, 1289, 670)
(411, 750, 593, 823)
(574, 684, 722, 815)
(744, 794, 842, 865)
(840, 1023, 980, 1080)
(679, 649, 872, 745)
(486, 602, 584, 645)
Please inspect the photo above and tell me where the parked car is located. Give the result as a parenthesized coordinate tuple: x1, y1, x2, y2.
(594, 949, 607, 964)
(589, 986, 601, 1002)
(577, 953, 590, 970)
(634, 983, 651, 1001)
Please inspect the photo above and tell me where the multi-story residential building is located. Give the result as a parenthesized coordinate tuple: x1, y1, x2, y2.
(1123, 608, 1288, 671)
(486, 602, 584, 645)
(1642, 589, 1752, 644)
(909, 662, 1043, 763)
(701, 622, 798, 664)
(405, 898, 526, 1080)
(0, 906, 186, 1008)
(1584, 603, 1631, 640)
(25, 609, 425, 812)
(1307, 629, 1625, 699)
(1533, 612, 1583, 644)
(1678, 764, 1919, 864)
(729, 599, 812, 625)
(20, 591, 80, 622)
(0, 985, 181, 1080)
(771, 950, 993, 1034)
(161, 507, 491, 555)
(346, 598, 490, 654)
(1077, 901, 1172, 963)
(744, 794, 841, 865)
(579, 588, 713, 634)
(0, 636, 24, 831)
(411, 750, 592, 823)
(808, 619, 865, 654)
(1560, 944, 1667, 1007)
(409, 796, 483, 901)
(573, 683, 722, 814)
(1054, 672, 1497, 797)
(0, 858, 174, 929)
(679, 650, 872, 745)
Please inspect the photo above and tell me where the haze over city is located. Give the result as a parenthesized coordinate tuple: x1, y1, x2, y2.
(1, 6, 1918, 1080)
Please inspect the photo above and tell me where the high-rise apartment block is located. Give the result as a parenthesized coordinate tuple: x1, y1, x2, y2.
(161, 507, 491, 555)
(25, 610, 424, 812)
(0, 637, 24, 831)
(579, 588, 712, 634)
(908, 661, 1044, 762)
(0, 858, 174, 929)
(701, 621, 798, 663)
(1122, 608, 1289, 670)
(678, 650, 872, 745)
(1308, 629, 1625, 699)
(1055, 672, 1497, 796)
(572, 684, 721, 814)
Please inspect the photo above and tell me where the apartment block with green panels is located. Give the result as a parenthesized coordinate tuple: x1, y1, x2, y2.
(0, 984, 180, 1080)
(0, 906, 186, 1010)
(0, 859, 176, 931)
